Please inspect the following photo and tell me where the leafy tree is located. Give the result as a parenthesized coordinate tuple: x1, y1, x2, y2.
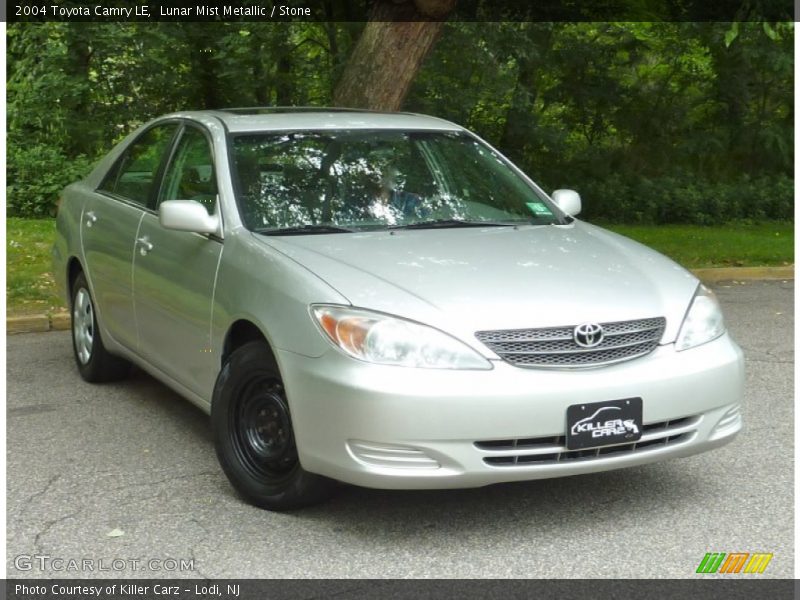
(6, 20, 793, 223)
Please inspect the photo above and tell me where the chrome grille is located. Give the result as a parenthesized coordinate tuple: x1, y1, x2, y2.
(476, 317, 666, 368)
(476, 416, 699, 467)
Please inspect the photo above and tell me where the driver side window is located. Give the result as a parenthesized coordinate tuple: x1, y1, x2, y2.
(158, 126, 217, 214)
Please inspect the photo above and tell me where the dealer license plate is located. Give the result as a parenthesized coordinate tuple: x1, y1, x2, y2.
(566, 398, 643, 450)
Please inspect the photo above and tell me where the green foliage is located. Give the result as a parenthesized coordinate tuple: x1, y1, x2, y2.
(408, 21, 793, 225)
(7, 144, 93, 217)
(579, 174, 793, 224)
(7, 20, 793, 222)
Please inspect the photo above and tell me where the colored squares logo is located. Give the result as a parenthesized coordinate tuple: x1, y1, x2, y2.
(697, 552, 773, 574)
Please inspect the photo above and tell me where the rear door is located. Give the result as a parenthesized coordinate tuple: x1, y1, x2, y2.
(132, 123, 223, 398)
(81, 122, 178, 351)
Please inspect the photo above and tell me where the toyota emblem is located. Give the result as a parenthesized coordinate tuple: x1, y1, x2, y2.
(574, 322, 604, 348)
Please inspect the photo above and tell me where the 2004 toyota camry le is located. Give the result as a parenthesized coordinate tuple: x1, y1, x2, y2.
(53, 108, 744, 510)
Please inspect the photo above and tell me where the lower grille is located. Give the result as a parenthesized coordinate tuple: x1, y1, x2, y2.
(476, 416, 699, 467)
(476, 317, 666, 368)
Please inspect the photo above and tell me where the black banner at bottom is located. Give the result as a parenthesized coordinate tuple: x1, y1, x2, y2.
(4, 579, 797, 599)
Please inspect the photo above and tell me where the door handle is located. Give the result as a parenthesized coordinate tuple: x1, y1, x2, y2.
(137, 237, 154, 255)
(85, 211, 97, 227)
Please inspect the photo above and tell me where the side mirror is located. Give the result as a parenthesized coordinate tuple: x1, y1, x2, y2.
(551, 189, 582, 217)
(159, 200, 220, 235)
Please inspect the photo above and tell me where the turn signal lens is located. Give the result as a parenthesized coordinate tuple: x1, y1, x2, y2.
(676, 285, 726, 351)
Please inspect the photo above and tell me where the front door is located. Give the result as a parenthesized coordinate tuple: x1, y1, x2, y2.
(133, 124, 223, 398)
(81, 123, 178, 350)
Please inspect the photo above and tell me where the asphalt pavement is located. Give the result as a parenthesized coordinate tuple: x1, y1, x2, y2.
(6, 280, 794, 578)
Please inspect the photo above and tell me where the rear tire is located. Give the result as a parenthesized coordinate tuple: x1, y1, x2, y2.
(212, 341, 336, 510)
(70, 271, 131, 382)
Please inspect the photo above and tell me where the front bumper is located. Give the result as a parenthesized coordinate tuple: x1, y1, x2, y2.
(277, 333, 744, 489)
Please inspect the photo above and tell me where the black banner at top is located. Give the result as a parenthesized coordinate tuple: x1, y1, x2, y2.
(5, 0, 797, 22)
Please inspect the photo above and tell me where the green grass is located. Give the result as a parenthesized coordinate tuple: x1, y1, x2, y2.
(5, 218, 794, 316)
(7, 218, 64, 315)
(604, 222, 794, 268)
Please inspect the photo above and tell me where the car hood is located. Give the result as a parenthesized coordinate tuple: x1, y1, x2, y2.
(255, 222, 698, 355)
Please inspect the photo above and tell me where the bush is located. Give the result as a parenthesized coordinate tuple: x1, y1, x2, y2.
(580, 174, 794, 225)
(6, 140, 793, 226)
(7, 143, 95, 217)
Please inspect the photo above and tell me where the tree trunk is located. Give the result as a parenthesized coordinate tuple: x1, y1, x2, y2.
(272, 34, 293, 106)
(499, 55, 540, 164)
(251, 28, 270, 105)
(498, 25, 554, 166)
(63, 28, 94, 156)
(183, 25, 221, 109)
(332, 0, 456, 111)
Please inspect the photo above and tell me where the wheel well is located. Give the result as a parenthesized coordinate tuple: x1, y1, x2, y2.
(67, 257, 83, 292)
(222, 320, 274, 367)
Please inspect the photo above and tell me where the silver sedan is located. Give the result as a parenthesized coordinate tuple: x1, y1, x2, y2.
(53, 108, 744, 510)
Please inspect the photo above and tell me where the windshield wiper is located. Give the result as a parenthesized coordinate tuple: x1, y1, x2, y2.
(256, 224, 355, 236)
(388, 219, 525, 230)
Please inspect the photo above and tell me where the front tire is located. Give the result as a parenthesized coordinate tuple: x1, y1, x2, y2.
(212, 341, 336, 510)
(70, 272, 130, 382)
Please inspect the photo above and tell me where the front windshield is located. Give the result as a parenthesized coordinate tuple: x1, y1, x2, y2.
(230, 129, 564, 232)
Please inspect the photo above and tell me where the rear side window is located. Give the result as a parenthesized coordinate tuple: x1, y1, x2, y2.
(100, 124, 177, 205)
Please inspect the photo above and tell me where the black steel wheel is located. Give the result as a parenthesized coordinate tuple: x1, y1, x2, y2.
(232, 378, 297, 481)
(212, 341, 336, 510)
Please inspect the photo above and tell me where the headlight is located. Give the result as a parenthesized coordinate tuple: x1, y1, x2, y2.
(676, 285, 725, 351)
(311, 305, 492, 369)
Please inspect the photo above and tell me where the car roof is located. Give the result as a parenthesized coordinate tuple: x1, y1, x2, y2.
(165, 107, 464, 133)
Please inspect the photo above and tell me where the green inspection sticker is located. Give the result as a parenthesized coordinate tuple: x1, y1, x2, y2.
(526, 201, 553, 216)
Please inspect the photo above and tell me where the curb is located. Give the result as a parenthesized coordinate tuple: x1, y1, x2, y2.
(7, 312, 72, 335)
(6, 266, 793, 335)
(690, 265, 793, 284)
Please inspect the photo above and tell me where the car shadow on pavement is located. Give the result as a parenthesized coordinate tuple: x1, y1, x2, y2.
(121, 364, 719, 539)
(287, 466, 709, 539)
(124, 366, 214, 444)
